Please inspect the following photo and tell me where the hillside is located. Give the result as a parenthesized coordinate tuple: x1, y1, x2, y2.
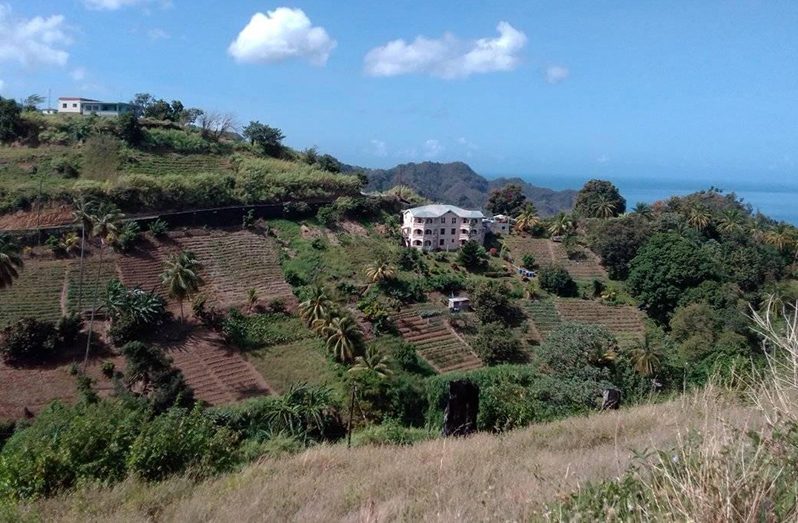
(361, 161, 576, 215)
(14, 392, 756, 522)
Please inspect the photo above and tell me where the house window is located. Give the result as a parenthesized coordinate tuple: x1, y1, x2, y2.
(451, 217, 457, 224)
(426, 219, 432, 224)
(451, 228, 456, 234)
(413, 240, 422, 246)
(462, 218, 468, 224)
(424, 240, 431, 246)
(461, 229, 468, 234)
(72, 103, 77, 108)
(440, 228, 445, 235)
(414, 229, 423, 235)
(61, 103, 67, 108)
(439, 239, 445, 246)
(425, 229, 432, 235)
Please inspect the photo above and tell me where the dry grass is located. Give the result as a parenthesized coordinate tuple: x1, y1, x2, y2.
(19, 391, 757, 522)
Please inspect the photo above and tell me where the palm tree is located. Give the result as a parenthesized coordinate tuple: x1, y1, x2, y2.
(299, 285, 333, 326)
(83, 203, 123, 369)
(72, 198, 95, 312)
(716, 208, 744, 234)
(348, 345, 392, 378)
(0, 234, 23, 289)
(514, 203, 540, 233)
(364, 260, 397, 284)
(161, 251, 204, 320)
(632, 202, 652, 218)
(764, 224, 797, 253)
(319, 315, 364, 363)
(63, 232, 81, 255)
(630, 333, 663, 378)
(590, 194, 617, 219)
(686, 205, 712, 232)
(548, 212, 575, 237)
(246, 288, 258, 313)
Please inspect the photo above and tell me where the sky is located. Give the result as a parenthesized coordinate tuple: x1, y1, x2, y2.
(2, 0, 798, 192)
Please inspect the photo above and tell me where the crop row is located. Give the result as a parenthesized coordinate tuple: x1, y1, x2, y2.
(0, 260, 69, 327)
(395, 307, 482, 373)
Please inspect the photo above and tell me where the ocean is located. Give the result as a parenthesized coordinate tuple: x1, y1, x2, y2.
(509, 174, 798, 225)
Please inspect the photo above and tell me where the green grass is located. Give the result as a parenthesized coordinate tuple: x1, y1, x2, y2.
(246, 338, 340, 394)
(0, 260, 68, 327)
(243, 313, 315, 348)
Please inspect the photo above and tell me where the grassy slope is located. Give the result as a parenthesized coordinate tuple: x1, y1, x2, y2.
(18, 392, 758, 522)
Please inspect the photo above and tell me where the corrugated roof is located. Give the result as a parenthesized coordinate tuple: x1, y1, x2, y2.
(58, 97, 100, 102)
(403, 204, 485, 219)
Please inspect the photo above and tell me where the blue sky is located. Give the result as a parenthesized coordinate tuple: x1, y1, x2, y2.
(3, 0, 798, 189)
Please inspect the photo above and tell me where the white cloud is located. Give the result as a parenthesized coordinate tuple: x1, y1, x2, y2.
(228, 7, 336, 66)
(370, 139, 387, 157)
(545, 65, 569, 84)
(147, 28, 170, 40)
(70, 66, 86, 81)
(423, 139, 444, 158)
(364, 21, 526, 79)
(0, 5, 71, 68)
(84, 0, 140, 9)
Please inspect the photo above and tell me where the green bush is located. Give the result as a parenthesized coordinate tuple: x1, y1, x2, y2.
(142, 128, 214, 154)
(0, 318, 58, 364)
(538, 265, 577, 296)
(351, 420, 433, 447)
(471, 322, 522, 365)
(126, 406, 237, 481)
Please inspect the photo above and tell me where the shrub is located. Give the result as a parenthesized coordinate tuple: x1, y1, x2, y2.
(458, 240, 489, 270)
(469, 280, 522, 326)
(113, 221, 140, 253)
(522, 254, 536, 269)
(538, 265, 577, 296)
(351, 420, 433, 447)
(147, 218, 168, 237)
(539, 322, 618, 384)
(56, 313, 83, 346)
(0, 318, 58, 364)
(121, 341, 195, 413)
(126, 406, 237, 481)
(472, 322, 523, 365)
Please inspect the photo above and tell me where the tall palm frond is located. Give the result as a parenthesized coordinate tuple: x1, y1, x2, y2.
(161, 251, 204, 319)
(319, 315, 364, 363)
(514, 203, 540, 233)
(0, 234, 23, 289)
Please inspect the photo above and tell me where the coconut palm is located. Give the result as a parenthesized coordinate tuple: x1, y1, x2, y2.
(630, 333, 663, 378)
(548, 212, 575, 237)
(246, 288, 258, 313)
(364, 260, 397, 284)
(514, 203, 540, 233)
(0, 234, 23, 289)
(63, 232, 81, 255)
(716, 208, 745, 234)
(764, 224, 797, 253)
(348, 345, 392, 378)
(319, 315, 364, 363)
(590, 194, 617, 219)
(161, 251, 204, 320)
(299, 285, 333, 326)
(686, 205, 712, 232)
(83, 203, 123, 368)
(72, 197, 96, 312)
(632, 202, 652, 218)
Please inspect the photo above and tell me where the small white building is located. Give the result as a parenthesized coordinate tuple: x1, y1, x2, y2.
(57, 97, 130, 117)
(448, 296, 471, 312)
(401, 204, 485, 251)
(484, 214, 513, 235)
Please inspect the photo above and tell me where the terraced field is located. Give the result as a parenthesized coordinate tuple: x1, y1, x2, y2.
(123, 152, 230, 176)
(524, 299, 562, 343)
(0, 259, 69, 327)
(116, 238, 180, 298)
(165, 328, 271, 405)
(555, 299, 645, 348)
(175, 229, 296, 310)
(66, 256, 119, 315)
(505, 236, 606, 280)
(395, 307, 482, 373)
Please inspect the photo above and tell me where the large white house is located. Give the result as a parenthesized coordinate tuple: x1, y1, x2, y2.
(57, 97, 130, 117)
(401, 204, 486, 251)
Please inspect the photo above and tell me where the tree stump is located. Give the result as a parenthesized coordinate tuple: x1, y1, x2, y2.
(601, 388, 621, 410)
(442, 379, 479, 436)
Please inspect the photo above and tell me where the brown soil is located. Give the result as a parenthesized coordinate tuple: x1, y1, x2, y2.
(0, 205, 75, 231)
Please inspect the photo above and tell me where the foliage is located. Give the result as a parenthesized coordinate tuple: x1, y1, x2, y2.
(537, 264, 577, 296)
(486, 183, 527, 216)
(105, 279, 167, 346)
(147, 218, 168, 237)
(117, 111, 144, 146)
(350, 420, 433, 447)
(521, 254, 536, 270)
(469, 280, 522, 326)
(0, 235, 23, 289)
(121, 341, 195, 413)
(588, 214, 652, 279)
(0, 318, 57, 364)
(0, 97, 21, 143)
(539, 322, 619, 384)
(242, 121, 285, 157)
(457, 240, 489, 270)
(574, 179, 626, 218)
(471, 322, 522, 365)
(161, 251, 203, 318)
(112, 221, 141, 253)
(627, 232, 718, 322)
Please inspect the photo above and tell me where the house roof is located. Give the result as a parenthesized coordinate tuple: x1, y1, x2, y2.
(403, 204, 484, 219)
(58, 97, 100, 102)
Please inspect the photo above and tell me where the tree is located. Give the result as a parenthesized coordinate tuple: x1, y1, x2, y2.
(632, 202, 652, 218)
(538, 265, 577, 296)
(540, 322, 619, 383)
(469, 280, 520, 326)
(319, 315, 364, 363)
(765, 224, 797, 253)
(686, 205, 712, 232)
(629, 333, 663, 377)
(627, 233, 718, 322)
(0, 234, 23, 289)
(0, 318, 57, 364)
(521, 254, 536, 270)
(548, 212, 575, 237)
(573, 179, 626, 218)
(161, 251, 204, 320)
(457, 240, 488, 270)
(514, 203, 540, 233)
(364, 260, 397, 284)
(716, 208, 745, 234)
(129, 93, 154, 117)
(0, 97, 22, 143)
(317, 154, 342, 173)
(72, 198, 95, 311)
(486, 184, 527, 216)
(472, 322, 522, 365)
(348, 345, 392, 378)
(84, 203, 123, 368)
(117, 112, 143, 146)
(121, 341, 194, 412)
(242, 121, 285, 157)
(588, 214, 652, 280)
(198, 111, 235, 141)
(22, 94, 45, 111)
(299, 286, 333, 326)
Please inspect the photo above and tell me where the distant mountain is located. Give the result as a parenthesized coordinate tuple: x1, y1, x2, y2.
(355, 161, 577, 216)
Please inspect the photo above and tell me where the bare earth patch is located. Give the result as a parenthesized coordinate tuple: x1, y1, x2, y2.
(0, 205, 75, 231)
